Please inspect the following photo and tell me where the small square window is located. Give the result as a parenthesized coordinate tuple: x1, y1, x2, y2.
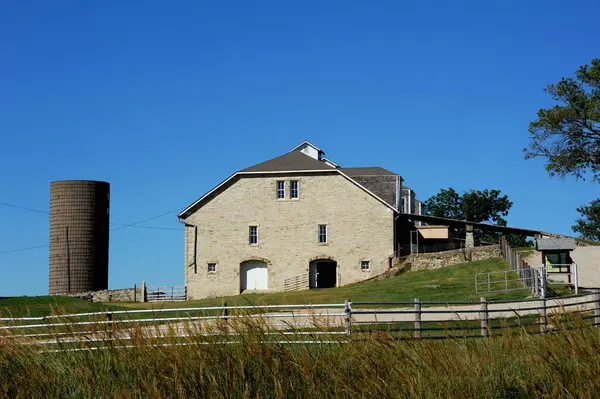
(276, 181, 285, 199)
(318, 224, 327, 244)
(208, 263, 217, 273)
(249, 226, 258, 245)
(290, 180, 299, 199)
(361, 261, 370, 271)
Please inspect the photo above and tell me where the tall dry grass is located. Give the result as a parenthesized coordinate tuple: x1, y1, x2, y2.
(1, 315, 600, 398)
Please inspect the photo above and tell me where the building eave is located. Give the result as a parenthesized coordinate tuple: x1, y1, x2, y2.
(178, 168, 399, 218)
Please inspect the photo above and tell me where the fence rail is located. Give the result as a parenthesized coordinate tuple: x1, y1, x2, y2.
(145, 285, 186, 302)
(3, 293, 600, 351)
(284, 274, 309, 291)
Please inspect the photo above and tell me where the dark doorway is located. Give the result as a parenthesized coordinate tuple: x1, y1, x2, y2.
(309, 260, 337, 288)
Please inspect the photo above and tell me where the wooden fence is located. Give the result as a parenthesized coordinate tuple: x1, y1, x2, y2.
(499, 237, 539, 294)
(2, 293, 600, 351)
(284, 274, 309, 291)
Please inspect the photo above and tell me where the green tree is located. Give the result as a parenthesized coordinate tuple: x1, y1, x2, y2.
(422, 188, 463, 219)
(526, 59, 600, 243)
(525, 59, 600, 181)
(424, 188, 512, 225)
(423, 188, 530, 246)
(572, 199, 600, 242)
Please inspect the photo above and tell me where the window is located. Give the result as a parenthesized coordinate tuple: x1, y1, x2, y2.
(361, 261, 370, 271)
(249, 226, 258, 244)
(208, 263, 217, 273)
(318, 224, 327, 243)
(290, 180, 299, 199)
(276, 181, 285, 199)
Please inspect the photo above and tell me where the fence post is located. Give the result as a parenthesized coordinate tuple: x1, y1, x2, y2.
(141, 281, 147, 302)
(414, 298, 421, 338)
(539, 298, 547, 334)
(540, 265, 547, 299)
(573, 263, 579, 295)
(480, 297, 489, 337)
(594, 289, 600, 327)
(133, 284, 137, 303)
(345, 299, 353, 339)
(106, 312, 113, 338)
(223, 302, 229, 322)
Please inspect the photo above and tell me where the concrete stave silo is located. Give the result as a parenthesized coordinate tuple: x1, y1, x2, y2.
(49, 180, 110, 294)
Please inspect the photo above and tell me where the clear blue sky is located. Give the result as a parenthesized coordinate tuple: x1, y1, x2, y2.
(1, 1, 599, 296)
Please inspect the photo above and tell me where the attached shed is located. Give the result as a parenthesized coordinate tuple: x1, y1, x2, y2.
(536, 238, 576, 274)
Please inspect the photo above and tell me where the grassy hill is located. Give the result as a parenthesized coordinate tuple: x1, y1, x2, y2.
(1, 257, 537, 317)
(124, 257, 533, 310)
(0, 296, 126, 318)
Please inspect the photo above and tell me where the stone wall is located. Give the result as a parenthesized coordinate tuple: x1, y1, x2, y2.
(400, 245, 501, 271)
(56, 287, 144, 303)
(184, 173, 395, 300)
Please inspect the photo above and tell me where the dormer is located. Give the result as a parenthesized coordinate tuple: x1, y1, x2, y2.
(290, 141, 339, 168)
(290, 141, 325, 161)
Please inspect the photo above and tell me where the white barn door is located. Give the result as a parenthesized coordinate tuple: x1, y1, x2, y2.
(241, 261, 268, 290)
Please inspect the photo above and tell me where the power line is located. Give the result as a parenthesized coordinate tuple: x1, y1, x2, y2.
(110, 223, 182, 231)
(0, 202, 49, 215)
(0, 202, 182, 231)
(0, 244, 49, 255)
(0, 206, 184, 255)
(110, 208, 183, 231)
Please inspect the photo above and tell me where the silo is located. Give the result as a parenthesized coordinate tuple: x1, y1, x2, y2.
(49, 180, 110, 294)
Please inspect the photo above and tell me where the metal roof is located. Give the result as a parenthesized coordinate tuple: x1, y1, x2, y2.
(400, 213, 543, 236)
(536, 238, 576, 251)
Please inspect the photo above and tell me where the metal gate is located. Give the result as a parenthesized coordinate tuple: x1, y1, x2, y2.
(145, 285, 187, 302)
(475, 267, 539, 295)
(475, 263, 579, 298)
(541, 263, 579, 297)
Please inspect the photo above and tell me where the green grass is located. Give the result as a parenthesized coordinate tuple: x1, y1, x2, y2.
(116, 257, 538, 313)
(0, 296, 125, 318)
(1, 257, 567, 318)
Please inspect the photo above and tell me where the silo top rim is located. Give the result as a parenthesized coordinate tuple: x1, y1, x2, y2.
(51, 180, 109, 185)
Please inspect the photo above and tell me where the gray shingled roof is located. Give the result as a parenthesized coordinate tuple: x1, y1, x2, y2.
(240, 151, 335, 173)
(536, 238, 576, 251)
(338, 167, 397, 176)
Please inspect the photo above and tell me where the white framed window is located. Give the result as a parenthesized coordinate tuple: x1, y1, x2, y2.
(249, 226, 258, 244)
(361, 261, 370, 271)
(290, 180, 299, 199)
(276, 181, 285, 199)
(208, 263, 217, 273)
(318, 224, 327, 244)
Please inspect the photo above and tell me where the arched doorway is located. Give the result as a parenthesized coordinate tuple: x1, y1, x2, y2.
(309, 259, 337, 288)
(240, 260, 268, 292)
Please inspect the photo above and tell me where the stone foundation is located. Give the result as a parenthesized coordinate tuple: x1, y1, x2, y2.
(54, 287, 144, 303)
(399, 245, 501, 271)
